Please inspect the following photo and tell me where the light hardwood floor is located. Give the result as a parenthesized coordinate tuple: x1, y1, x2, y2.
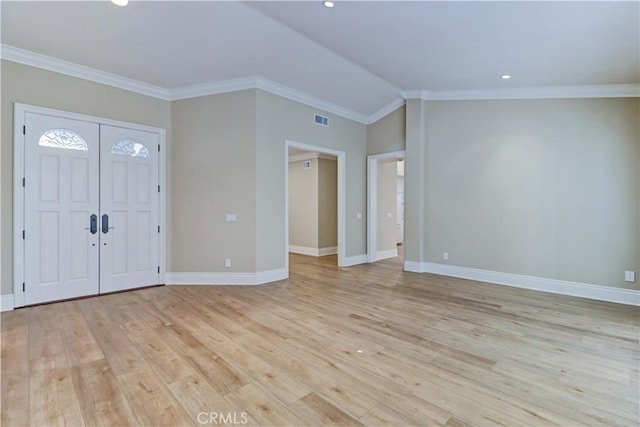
(2, 253, 639, 426)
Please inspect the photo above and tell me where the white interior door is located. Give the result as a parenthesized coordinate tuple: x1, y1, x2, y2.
(24, 113, 100, 305)
(99, 125, 160, 293)
(23, 112, 161, 304)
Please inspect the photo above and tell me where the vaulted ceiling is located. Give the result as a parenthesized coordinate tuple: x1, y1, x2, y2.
(2, 1, 638, 120)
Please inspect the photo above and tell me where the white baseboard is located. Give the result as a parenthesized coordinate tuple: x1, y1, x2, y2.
(166, 268, 287, 286)
(404, 261, 640, 306)
(341, 254, 368, 267)
(255, 268, 288, 284)
(289, 245, 338, 257)
(376, 248, 398, 261)
(1, 294, 15, 312)
(404, 261, 423, 272)
(318, 246, 338, 256)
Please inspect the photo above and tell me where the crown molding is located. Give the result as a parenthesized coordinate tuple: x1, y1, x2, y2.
(289, 152, 319, 163)
(0, 45, 259, 106)
(288, 151, 337, 163)
(254, 77, 369, 124)
(0, 44, 369, 123)
(169, 76, 370, 123)
(400, 90, 430, 100)
(168, 76, 258, 101)
(3, 44, 636, 126)
(366, 98, 406, 124)
(1, 44, 171, 100)
(401, 84, 640, 101)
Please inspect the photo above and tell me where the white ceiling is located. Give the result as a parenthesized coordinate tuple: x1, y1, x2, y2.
(1, 1, 638, 119)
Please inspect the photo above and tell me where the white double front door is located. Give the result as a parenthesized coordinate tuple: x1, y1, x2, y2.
(24, 112, 160, 305)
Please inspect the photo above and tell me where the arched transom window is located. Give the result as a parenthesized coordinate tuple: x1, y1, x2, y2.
(111, 138, 150, 158)
(38, 129, 88, 151)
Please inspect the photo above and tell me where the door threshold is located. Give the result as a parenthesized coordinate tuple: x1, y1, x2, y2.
(20, 284, 166, 309)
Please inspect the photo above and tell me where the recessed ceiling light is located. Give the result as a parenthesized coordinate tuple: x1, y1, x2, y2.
(501, 74, 512, 80)
(323, 1, 335, 8)
(111, 0, 128, 6)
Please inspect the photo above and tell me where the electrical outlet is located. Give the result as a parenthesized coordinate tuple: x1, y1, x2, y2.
(625, 271, 635, 282)
(225, 258, 232, 268)
(442, 252, 449, 261)
(356, 213, 362, 219)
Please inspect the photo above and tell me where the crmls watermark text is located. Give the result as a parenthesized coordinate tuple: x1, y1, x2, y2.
(197, 412, 249, 425)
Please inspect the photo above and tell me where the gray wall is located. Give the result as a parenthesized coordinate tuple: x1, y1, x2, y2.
(4, 59, 636, 296)
(2, 75, 366, 293)
(367, 106, 405, 155)
(288, 158, 319, 248)
(365, 104, 405, 254)
(317, 158, 338, 249)
(171, 90, 257, 273)
(420, 98, 639, 290)
(1, 60, 172, 295)
(256, 90, 367, 271)
(288, 157, 337, 250)
(172, 88, 366, 274)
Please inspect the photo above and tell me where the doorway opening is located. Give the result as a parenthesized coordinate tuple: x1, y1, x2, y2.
(367, 150, 405, 265)
(284, 140, 346, 274)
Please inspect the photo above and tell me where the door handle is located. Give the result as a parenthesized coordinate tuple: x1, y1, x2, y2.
(85, 214, 98, 234)
(90, 214, 97, 234)
(102, 214, 111, 234)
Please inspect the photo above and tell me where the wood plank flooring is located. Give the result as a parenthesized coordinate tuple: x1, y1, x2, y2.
(2, 253, 639, 426)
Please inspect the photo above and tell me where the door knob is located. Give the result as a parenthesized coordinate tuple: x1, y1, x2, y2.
(101, 214, 113, 234)
(85, 214, 97, 234)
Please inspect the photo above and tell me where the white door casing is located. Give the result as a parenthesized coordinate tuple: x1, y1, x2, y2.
(397, 173, 404, 244)
(285, 140, 346, 271)
(14, 104, 166, 307)
(99, 125, 160, 293)
(24, 113, 100, 305)
(367, 150, 405, 263)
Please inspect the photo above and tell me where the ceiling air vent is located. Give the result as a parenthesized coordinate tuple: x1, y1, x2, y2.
(314, 114, 329, 127)
(302, 161, 311, 169)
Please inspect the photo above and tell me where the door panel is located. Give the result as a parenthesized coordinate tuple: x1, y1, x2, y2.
(23, 113, 161, 304)
(24, 113, 100, 305)
(71, 158, 90, 201)
(99, 125, 160, 293)
(70, 211, 90, 279)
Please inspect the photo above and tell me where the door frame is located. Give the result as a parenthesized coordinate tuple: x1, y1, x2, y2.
(284, 140, 346, 272)
(13, 103, 167, 308)
(367, 150, 405, 263)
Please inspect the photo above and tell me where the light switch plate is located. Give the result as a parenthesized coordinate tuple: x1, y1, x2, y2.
(225, 214, 237, 223)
